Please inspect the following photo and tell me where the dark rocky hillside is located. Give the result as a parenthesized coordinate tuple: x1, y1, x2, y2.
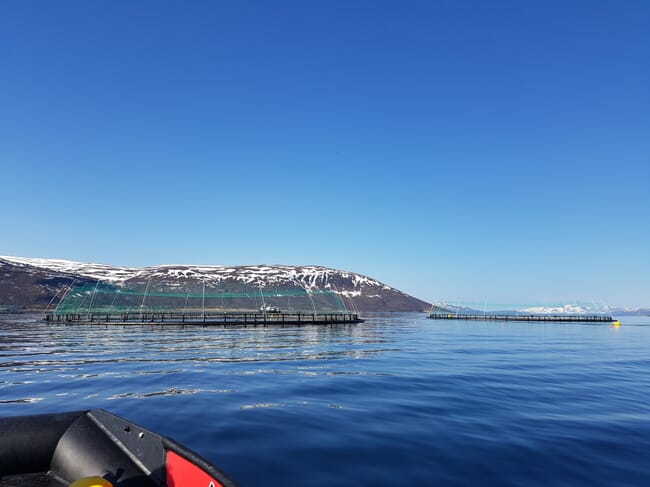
(0, 257, 430, 313)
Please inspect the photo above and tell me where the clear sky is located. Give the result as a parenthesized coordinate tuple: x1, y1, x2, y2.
(1, 1, 648, 308)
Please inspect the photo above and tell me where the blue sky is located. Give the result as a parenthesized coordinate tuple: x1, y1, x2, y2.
(1, 1, 648, 307)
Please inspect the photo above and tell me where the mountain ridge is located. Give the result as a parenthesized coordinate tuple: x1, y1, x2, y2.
(0, 255, 431, 313)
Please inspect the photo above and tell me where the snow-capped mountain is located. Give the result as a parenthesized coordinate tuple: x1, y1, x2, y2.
(518, 304, 598, 315)
(518, 304, 649, 316)
(0, 256, 430, 312)
(609, 307, 650, 316)
(430, 302, 623, 316)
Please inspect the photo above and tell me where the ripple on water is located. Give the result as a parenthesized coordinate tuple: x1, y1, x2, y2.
(2, 315, 650, 486)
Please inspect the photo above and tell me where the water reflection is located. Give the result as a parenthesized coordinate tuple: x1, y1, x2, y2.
(0, 313, 403, 408)
(3, 313, 650, 487)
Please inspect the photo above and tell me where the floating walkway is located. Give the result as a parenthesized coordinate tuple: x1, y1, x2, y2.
(45, 311, 363, 326)
(427, 312, 614, 323)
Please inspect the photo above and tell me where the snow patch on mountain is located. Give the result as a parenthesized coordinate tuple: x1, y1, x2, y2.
(519, 304, 597, 315)
(518, 304, 621, 315)
(0, 256, 137, 283)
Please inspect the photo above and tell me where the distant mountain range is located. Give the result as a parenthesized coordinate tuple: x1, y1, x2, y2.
(607, 307, 650, 316)
(431, 303, 650, 317)
(0, 256, 431, 313)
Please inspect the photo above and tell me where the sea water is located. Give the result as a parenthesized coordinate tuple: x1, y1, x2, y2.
(1, 313, 650, 486)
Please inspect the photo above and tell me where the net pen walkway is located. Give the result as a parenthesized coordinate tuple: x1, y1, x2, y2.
(45, 311, 363, 326)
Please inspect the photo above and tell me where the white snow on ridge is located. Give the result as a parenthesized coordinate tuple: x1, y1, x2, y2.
(519, 304, 595, 315)
(0, 255, 138, 283)
(138, 264, 393, 292)
(0, 256, 398, 294)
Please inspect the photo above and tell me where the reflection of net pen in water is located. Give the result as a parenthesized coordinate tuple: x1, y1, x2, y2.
(53, 282, 349, 316)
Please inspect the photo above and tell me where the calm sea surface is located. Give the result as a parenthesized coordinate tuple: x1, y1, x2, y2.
(2, 313, 650, 486)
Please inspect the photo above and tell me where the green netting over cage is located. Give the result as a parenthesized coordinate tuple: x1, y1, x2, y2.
(53, 280, 349, 315)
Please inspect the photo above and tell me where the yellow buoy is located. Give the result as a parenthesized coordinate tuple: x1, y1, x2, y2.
(69, 477, 113, 487)
(614, 321, 621, 327)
